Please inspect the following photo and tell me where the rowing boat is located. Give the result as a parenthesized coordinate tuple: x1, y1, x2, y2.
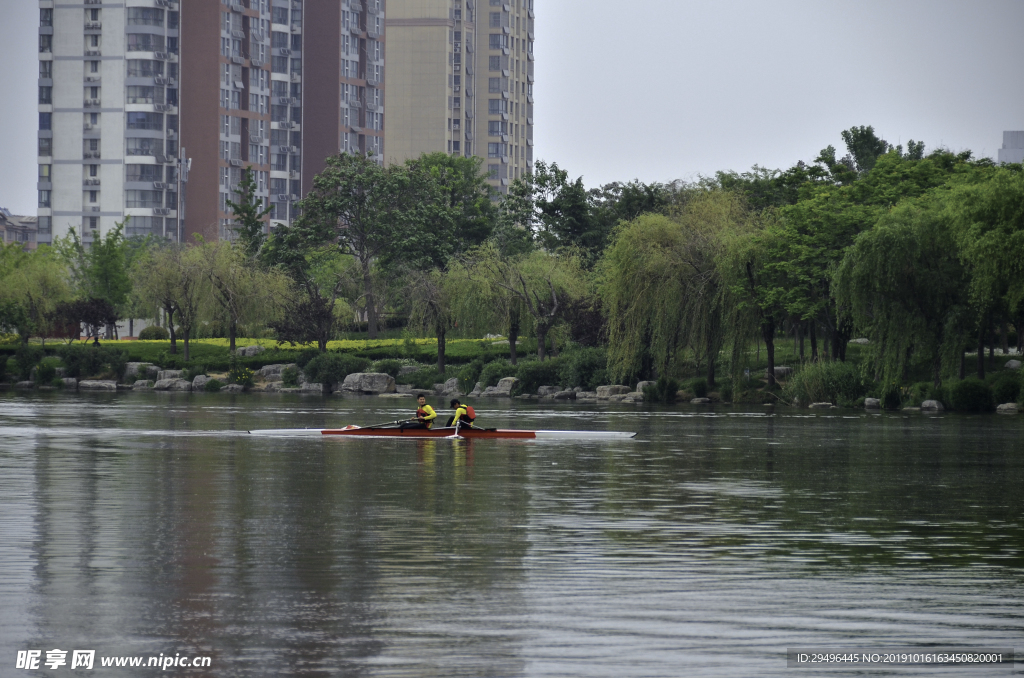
(249, 425, 636, 440)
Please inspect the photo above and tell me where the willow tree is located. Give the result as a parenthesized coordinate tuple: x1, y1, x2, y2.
(948, 166, 1024, 378)
(406, 267, 457, 374)
(834, 194, 971, 388)
(0, 243, 72, 343)
(456, 244, 583, 361)
(599, 191, 748, 385)
(132, 244, 205, 360)
(197, 240, 291, 351)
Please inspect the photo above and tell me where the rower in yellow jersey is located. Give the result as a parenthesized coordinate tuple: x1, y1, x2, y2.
(406, 395, 437, 430)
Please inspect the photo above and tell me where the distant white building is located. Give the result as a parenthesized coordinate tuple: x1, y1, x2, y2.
(998, 131, 1024, 164)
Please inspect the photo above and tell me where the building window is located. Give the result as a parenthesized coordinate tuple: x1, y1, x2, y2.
(90, 165, 99, 177)
(272, 56, 288, 73)
(126, 34, 164, 52)
(88, 217, 99, 230)
(39, 138, 52, 156)
(127, 86, 163, 105)
(40, 61, 52, 79)
(38, 190, 51, 208)
(126, 165, 162, 183)
(39, 86, 52, 104)
(126, 138, 162, 156)
(37, 217, 52, 235)
(487, 164, 499, 180)
(127, 8, 165, 27)
(39, 165, 51, 181)
(272, 7, 289, 24)
(488, 99, 507, 115)
(89, 191, 98, 203)
(39, 35, 52, 53)
(40, 8, 53, 26)
(168, 11, 179, 29)
(489, 56, 500, 71)
(39, 113, 52, 131)
(488, 120, 506, 136)
(127, 60, 164, 77)
(489, 34, 507, 50)
(126, 190, 164, 208)
(127, 112, 163, 130)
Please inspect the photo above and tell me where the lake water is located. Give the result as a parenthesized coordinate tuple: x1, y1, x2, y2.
(1, 392, 1022, 676)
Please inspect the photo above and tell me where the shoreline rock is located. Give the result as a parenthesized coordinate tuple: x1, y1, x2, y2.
(79, 380, 117, 391)
(341, 372, 396, 395)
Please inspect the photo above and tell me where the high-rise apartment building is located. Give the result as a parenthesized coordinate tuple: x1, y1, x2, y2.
(38, 0, 384, 244)
(38, 0, 183, 247)
(998, 131, 1024, 164)
(385, 0, 534, 194)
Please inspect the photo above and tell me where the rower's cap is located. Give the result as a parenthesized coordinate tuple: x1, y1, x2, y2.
(450, 398, 460, 407)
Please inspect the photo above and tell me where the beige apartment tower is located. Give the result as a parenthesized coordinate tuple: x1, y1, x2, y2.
(385, 0, 534, 194)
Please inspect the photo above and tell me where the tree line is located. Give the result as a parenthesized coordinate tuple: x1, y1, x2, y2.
(2, 129, 1022, 398)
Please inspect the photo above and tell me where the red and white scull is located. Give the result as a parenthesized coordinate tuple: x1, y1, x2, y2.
(249, 425, 636, 440)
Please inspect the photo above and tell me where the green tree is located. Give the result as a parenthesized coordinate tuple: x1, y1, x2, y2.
(599, 192, 744, 385)
(834, 194, 972, 387)
(0, 243, 72, 343)
(289, 153, 454, 338)
(227, 166, 273, 259)
(197, 240, 291, 352)
(56, 220, 133, 338)
(418, 152, 496, 254)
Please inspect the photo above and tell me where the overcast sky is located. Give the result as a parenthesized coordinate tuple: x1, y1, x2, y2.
(2, 0, 1022, 215)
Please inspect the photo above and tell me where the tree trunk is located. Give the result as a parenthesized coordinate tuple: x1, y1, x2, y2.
(437, 325, 446, 375)
(810, 322, 818, 361)
(932, 351, 942, 389)
(763, 318, 776, 389)
(129, 319, 134, 337)
(183, 331, 191, 362)
(988, 314, 995, 369)
(536, 322, 549, 361)
(166, 305, 177, 354)
(706, 333, 717, 387)
(958, 349, 966, 380)
(976, 323, 985, 380)
(508, 314, 519, 366)
(798, 321, 805, 363)
(229, 319, 237, 353)
(1018, 315, 1024, 354)
(361, 259, 378, 340)
(1001, 321, 1009, 356)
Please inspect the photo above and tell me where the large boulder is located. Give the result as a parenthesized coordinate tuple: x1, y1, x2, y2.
(766, 366, 794, 379)
(921, 400, 945, 412)
(597, 385, 632, 398)
(79, 380, 117, 391)
(442, 377, 461, 395)
(222, 384, 245, 394)
(849, 337, 871, 345)
(124, 362, 160, 382)
(16, 381, 35, 389)
(192, 375, 211, 391)
(133, 380, 154, 390)
(1005, 359, 1022, 370)
(236, 345, 266, 357)
(469, 382, 484, 397)
(61, 378, 78, 390)
(154, 378, 192, 391)
(537, 385, 559, 397)
(157, 369, 183, 382)
(341, 372, 396, 395)
(480, 377, 519, 397)
(259, 364, 298, 381)
(690, 397, 711, 404)
(996, 403, 1020, 415)
(635, 380, 656, 393)
(809, 402, 833, 409)
(553, 390, 576, 400)
(300, 382, 326, 394)
(864, 398, 881, 409)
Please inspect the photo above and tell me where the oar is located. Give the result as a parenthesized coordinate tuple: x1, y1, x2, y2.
(362, 419, 411, 429)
